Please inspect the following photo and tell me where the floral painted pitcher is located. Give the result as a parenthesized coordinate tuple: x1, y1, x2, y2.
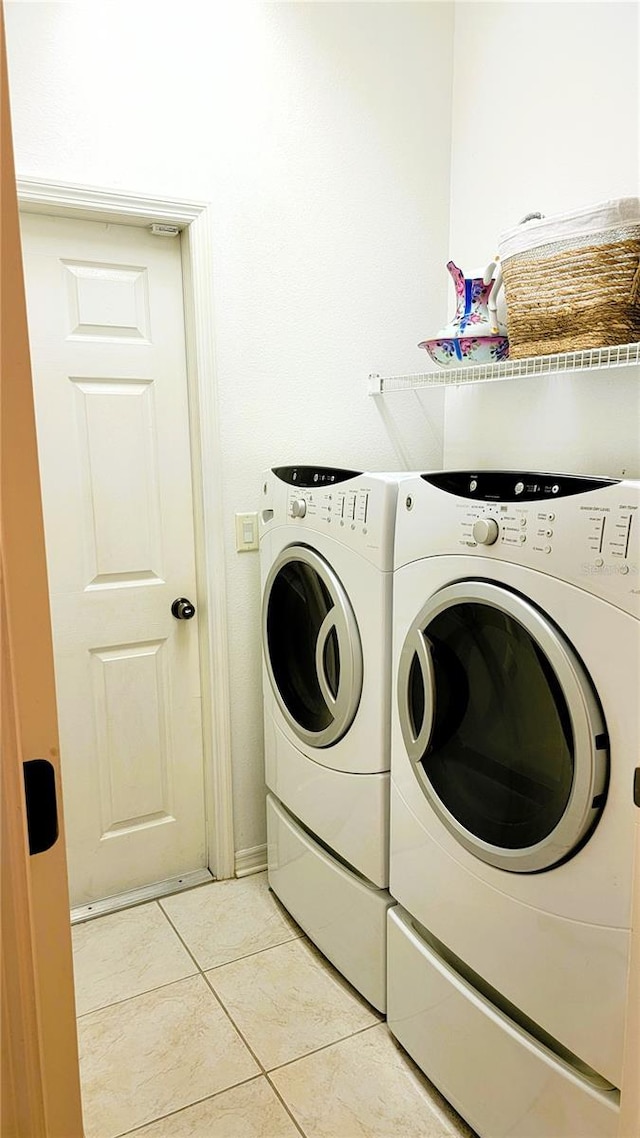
(447, 261, 505, 337)
(419, 259, 509, 366)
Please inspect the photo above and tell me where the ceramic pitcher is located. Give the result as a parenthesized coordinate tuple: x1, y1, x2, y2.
(443, 259, 507, 339)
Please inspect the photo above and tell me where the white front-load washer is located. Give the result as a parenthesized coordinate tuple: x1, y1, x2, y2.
(260, 465, 411, 1011)
(387, 470, 639, 1138)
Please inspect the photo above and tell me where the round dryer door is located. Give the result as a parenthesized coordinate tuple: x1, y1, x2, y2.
(263, 545, 363, 748)
(398, 581, 609, 873)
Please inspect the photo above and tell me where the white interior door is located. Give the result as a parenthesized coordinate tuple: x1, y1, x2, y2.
(21, 212, 207, 908)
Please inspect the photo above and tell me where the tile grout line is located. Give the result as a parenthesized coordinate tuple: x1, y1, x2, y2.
(74, 903, 267, 1136)
(262, 1075, 308, 1138)
(78, 900, 308, 1138)
(157, 897, 387, 1075)
(156, 894, 305, 969)
(156, 901, 275, 1078)
(74, 901, 200, 1019)
(76, 897, 392, 1138)
(262, 1022, 388, 1138)
(155, 897, 307, 1136)
(198, 967, 307, 1138)
(111, 1075, 272, 1138)
(156, 901, 388, 1138)
(266, 1019, 384, 1077)
(76, 972, 199, 1020)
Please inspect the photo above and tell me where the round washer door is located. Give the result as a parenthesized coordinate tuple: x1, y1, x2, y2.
(397, 580, 608, 873)
(263, 545, 363, 749)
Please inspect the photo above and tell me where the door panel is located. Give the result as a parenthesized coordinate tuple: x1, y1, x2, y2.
(71, 376, 164, 584)
(21, 213, 206, 906)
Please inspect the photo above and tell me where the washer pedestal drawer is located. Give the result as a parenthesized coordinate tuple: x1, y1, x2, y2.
(267, 793, 394, 1012)
(387, 907, 619, 1138)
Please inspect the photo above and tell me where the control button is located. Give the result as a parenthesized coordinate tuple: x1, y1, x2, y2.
(519, 534, 527, 544)
(473, 518, 500, 546)
(620, 565, 630, 575)
(595, 557, 604, 567)
(552, 485, 560, 494)
(548, 513, 555, 521)
(544, 545, 552, 554)
(515, 481, 524, 495)
(545, 529, 554, 537)
(362, 527, 368, 535)
(291, 498, 307, 518)
(469, 479, 478, 492)
(520, 517, 527, 528)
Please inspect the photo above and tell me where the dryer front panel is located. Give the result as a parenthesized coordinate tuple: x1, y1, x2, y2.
(398, 580, 608, 873)
(263, 545, 363, 749)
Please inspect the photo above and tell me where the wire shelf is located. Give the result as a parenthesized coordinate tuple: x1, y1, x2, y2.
(368, 342, 640, 395)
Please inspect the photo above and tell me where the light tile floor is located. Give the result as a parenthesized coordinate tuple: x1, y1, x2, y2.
(72, 873, 476, 1138)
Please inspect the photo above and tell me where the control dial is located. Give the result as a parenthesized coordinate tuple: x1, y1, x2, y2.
(473, 517, 499, 546)
(291, 498, 307, 518)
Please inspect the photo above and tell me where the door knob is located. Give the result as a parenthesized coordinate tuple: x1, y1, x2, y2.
(171, 597, 196, 620)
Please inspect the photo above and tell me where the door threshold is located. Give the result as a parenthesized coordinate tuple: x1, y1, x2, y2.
(70, 868, 214, 924)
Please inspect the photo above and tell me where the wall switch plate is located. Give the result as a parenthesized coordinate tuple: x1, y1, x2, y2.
(235, 511, 259, 552)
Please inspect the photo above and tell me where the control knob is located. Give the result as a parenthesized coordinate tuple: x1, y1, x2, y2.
(291, 498, 307, 518)
(473, 517, 499, 546)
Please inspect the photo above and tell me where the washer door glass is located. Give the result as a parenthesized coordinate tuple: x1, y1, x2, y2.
(398, 581, 608, 872)
(263, 545, 363, 748)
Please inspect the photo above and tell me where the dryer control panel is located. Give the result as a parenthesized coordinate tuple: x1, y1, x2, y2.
(396, 471, 640, 616)
(287, 486, 371, 528)
(259, 466, 409, 572)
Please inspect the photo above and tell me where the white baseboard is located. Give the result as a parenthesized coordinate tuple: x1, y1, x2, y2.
(235, 844, 268, 878)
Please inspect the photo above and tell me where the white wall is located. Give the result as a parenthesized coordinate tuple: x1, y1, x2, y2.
(444, 0, 640, 478)
(5, 0, 455, 857)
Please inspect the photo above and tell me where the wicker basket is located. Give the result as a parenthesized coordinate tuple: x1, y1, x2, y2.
(498, 198, 640, 359)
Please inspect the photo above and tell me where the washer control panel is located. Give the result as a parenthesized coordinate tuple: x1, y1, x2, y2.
(459, 500, 560, 555)
(455, 498, 636, 561)
(396, 471, 640, 614)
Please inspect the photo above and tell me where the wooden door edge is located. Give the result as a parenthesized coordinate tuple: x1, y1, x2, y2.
(1, 556, 47, 1138)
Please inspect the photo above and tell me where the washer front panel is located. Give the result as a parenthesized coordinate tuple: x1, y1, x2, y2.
(398, 580, 608, 872)
(263, 544, 363, 749)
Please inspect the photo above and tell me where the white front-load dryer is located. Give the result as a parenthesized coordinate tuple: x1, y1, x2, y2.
(387, 470, 639, 1138)
(260, 465, 411, 1011)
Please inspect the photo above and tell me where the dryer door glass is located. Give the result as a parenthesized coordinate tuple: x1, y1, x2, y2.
(422, 603, 574, 848)
(263, 546, 363, 749)
(398, 582, 608, 872)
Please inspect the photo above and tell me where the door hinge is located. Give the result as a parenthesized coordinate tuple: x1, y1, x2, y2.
(23, 759, 59, 855)
(149, 223, 180, 237)
(634, 769, 640, 808)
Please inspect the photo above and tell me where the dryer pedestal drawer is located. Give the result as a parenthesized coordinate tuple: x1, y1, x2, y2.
(267, 793, 394, 1012)
(387, 907, 619, 1138)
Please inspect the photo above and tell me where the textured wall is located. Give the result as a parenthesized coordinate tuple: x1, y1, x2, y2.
(5, 0, 455, 855)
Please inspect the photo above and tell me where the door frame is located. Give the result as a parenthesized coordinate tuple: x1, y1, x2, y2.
(17, 175, 235, 885)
